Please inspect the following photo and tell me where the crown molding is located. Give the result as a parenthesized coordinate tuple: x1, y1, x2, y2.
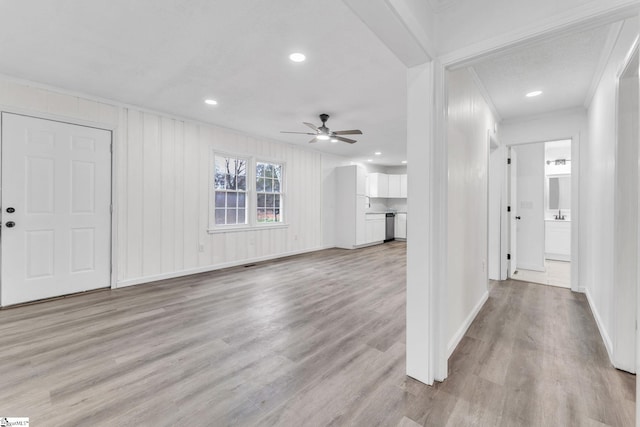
(440, 0, 640, 68)
(583, 21, 625, 107)
(467, 66, 502, 122)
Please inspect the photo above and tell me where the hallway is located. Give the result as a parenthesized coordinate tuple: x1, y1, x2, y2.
(0, 242, 633, 425)
(444, 280, 634, 425)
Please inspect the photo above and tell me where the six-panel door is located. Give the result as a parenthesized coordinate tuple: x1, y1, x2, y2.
(1, 113, 112, 306)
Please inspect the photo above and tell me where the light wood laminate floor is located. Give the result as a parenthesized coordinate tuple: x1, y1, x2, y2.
(0, 241, 634, 426)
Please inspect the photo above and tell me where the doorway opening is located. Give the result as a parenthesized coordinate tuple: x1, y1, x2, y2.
(510, 139, 572, 288)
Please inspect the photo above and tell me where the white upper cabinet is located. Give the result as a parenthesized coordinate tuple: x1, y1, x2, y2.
(388, 175, 401, 198)
(368, 173, 389, 198)
(368, 173, 407, 198)
(400, 174, 407, 198)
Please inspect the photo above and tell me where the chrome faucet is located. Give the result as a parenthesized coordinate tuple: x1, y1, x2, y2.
(555, 209, 565, 220)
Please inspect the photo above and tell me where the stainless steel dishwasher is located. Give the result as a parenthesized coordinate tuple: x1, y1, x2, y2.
(385, 213, 395, 242)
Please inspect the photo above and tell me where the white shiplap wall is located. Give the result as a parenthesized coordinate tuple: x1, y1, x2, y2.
(0, 77, 328, 287)
(446, 68, 494, 356)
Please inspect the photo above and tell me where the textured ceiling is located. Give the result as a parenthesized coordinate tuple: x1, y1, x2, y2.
(471, 24, 613, 121)
(0, 1, 408, 165)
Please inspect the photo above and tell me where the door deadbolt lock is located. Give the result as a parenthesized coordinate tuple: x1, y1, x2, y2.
(5, 221, 15, 228)
(6, 207, 15, 213)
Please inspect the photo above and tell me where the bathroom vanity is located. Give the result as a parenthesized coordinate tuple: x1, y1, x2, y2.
(545, 219, 570, 261)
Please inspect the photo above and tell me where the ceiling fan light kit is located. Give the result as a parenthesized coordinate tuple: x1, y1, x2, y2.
(281, 114, 363, 144)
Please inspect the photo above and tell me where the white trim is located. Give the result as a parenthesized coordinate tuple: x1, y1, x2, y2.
(0, 104, 117, 132)
(468, 67, 503, 122)
(516, 262, 546, 272)
(0, 108, 118, 294)
(115, 246, 327, 289)
(617, 35, 640, 78)
(585, 287, 614, 364)
(584, 21, 625, 107)
(432, 60, 449, 382)
(447, 290, 489, 358)
(545, 253, 571, 262)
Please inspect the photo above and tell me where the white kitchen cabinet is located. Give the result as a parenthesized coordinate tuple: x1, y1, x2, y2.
(368, 173, 389, 198)
(365, 214, 386, 243)
(368, 173, 407, 199)
(388, 175, 401, 198)
(545, 220, 570, 261)
(355, 195, 367, 246)
(395, 213, 407, 239)
(335, 165, 379, 249)
(356, 165, 367, 195)
(400, 174, 407, 198)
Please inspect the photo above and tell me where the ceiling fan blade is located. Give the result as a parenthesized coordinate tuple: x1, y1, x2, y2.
(281, 131, 316, 135)
(335, 136, 357, 144)
(303, 122, 318, 131)
(333, 129, 363, 135)
(309, 137, 318, 143)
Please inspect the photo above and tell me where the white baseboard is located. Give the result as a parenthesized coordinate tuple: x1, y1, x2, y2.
(516, 262, 546, 272)
(447, 290, 489, 358)
(115, 246, 327, 289)
(584, 287, 614, 364)
(545, 253, 571, 262)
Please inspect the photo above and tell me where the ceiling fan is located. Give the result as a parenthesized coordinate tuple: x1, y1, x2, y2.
(281, 114, 363, 144)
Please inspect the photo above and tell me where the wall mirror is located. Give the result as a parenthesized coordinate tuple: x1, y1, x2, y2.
(548, 176, 571, 210)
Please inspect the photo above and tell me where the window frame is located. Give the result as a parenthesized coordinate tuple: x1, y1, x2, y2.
(255, 160, 285, 225)
(208, 151, 287, 233)
(210, 153, 249, 230)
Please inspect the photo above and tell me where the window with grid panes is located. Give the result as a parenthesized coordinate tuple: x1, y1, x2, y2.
(213, 156, 248, 225)
(256, 162, 283, 223)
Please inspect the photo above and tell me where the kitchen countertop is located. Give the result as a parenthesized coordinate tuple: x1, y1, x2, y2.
(365, 211, 407, 215)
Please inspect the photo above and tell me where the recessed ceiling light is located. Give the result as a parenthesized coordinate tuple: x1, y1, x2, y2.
(289, 53, 306, 62)
(526, 91, 542, 98)
(401, 160, 407, 164)
(367, 159, 373, 162)
(204, 99, 218, 105)
(374, 152, 381, 156)
(317, 134, 330, 141)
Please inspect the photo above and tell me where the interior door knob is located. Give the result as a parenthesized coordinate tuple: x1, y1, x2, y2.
(5, 221, 15, 228)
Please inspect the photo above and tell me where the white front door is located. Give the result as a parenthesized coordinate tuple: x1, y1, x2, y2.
(1, 113, 112, 306)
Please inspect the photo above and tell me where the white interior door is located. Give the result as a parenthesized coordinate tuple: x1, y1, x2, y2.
(514, 143, 546, 271)
(509, 148, 518, 277)
(1, 113, 112, 306)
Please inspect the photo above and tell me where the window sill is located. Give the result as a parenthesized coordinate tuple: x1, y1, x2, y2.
(207, 223, 289, 234)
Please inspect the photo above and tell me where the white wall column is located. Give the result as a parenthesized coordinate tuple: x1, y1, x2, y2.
(635, 14, 640, 427)
(406, 60, 448, 384)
